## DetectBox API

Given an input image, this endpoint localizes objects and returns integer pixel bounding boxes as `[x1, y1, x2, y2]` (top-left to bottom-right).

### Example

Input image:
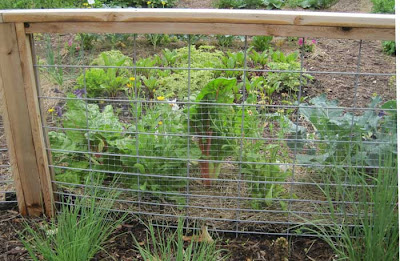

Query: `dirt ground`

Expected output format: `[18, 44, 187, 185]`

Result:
[0, 0, 395, 260]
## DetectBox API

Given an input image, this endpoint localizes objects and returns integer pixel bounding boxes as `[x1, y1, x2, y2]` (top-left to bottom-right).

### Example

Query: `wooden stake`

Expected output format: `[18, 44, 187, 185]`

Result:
[0, 23, 54, 217]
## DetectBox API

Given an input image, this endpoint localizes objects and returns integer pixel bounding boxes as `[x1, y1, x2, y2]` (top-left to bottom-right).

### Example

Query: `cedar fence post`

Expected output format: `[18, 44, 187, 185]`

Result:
[0, 23, 54, 217]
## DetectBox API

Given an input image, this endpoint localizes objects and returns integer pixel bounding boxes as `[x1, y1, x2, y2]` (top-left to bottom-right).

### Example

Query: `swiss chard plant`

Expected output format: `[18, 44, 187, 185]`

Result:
[251, 36, 273, 52]
[266, 50, 313, 93]
[187, 78, 238, 185]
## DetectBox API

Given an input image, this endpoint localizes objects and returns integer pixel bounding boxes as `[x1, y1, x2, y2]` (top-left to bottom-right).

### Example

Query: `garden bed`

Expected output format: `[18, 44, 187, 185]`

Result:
[0, 0, 397, 260]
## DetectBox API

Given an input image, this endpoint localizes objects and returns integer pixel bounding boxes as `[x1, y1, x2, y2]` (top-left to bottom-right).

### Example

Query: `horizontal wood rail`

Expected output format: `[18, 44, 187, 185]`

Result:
[0, 9, 396, 40]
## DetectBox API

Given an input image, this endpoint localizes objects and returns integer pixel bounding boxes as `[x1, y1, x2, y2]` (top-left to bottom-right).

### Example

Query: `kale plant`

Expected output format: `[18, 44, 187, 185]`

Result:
[288, 95, 397, 168]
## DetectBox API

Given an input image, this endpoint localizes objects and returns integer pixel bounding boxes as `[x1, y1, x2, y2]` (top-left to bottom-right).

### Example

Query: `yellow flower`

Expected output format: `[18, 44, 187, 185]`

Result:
[277, 109, 284, 114]
[48, 108, 55, 113]
[129, 77, 135, 81]
[147, 1, 151, 4]
[161, 1, 166, 5]
[83, 3, 88, 5]
[372, 92, 378, 97]
[158, 121, 163, 125]
[87, 6, 92, 8]
[126, 83, 132, 88]
[157, 96, 165, 101]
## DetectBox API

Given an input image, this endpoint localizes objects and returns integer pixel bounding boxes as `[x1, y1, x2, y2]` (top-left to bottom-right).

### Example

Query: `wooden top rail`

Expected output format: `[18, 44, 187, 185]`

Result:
[0, 9, 396, 40]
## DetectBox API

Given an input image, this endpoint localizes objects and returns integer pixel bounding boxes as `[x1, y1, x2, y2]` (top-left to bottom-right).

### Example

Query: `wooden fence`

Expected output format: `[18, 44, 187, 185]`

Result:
[0, 9, 395, 218]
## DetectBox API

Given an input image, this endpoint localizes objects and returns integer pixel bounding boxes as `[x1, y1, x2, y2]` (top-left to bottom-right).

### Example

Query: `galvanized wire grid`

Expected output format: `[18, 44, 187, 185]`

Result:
[34, 33, 397, 236]
[0, 116, 15, 206]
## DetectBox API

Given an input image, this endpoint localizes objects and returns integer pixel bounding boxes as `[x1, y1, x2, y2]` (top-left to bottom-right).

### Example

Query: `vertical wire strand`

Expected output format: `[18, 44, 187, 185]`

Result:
[185, 35, 192, 227]
[348, 41, 364, 149]
[286, 37, 306, 238]
[235, 36, 248, 235]
[343, 40, 363, 222]
[133, 34, 141, 212]
[83, 68, 93, 185]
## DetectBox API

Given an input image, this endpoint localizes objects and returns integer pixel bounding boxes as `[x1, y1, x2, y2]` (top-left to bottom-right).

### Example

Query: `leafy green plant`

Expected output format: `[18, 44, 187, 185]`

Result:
[120, 101, 201, 204]
[288, 0, 337, 9]
[134, 218, 228, 260]
[248, 49, 269, 68]
[49, 93, 199, 203]
[219, 51, 245, 78]
[157, 46, 225, 99]
[76, 51, 132, 97]
[242, 141, 291, 209]
[0, 0, 84, 9]
[145, 34, 170, 49]
[95, 0, 177, 8]
[136, 56, 160, 79]
[266, 50, 313, 92]
[49, 95, 126, 183]
[263, 0, 285, 8]
[370, 0, 395, 56]
[298, 154, 398, 261]
[251, 36, 273, 52]
[216, 35, 236, 48]
[371, 0, 395, 14]
[289, 95, 397, 167]
[104, 33, 131, 49]
[20, 178, 127, 261]
[188, 78, 238, 185]
[161, 48, 178, 66]
[213, 0, 242, 8]
[383, 40, 396, 55]
[75, 68, 107, 97]
[77, 33, 99, 50]
[141, 76, 159, 99]
[213, 0, 284, 9]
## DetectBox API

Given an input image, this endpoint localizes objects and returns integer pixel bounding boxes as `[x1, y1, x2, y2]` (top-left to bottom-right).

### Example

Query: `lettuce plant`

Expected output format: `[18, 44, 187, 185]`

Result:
[49, 94, 126, 183]
[120, 101, 201, 204]
[75, 50, 133, 97]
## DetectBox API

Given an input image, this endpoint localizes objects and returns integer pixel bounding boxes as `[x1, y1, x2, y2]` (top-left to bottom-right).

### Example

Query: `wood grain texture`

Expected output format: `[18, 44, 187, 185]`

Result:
[0, 23, 43, 216]
[15, 23, 54, 217]
[25, 21, 395, 40]
[0, 9, 395, 28]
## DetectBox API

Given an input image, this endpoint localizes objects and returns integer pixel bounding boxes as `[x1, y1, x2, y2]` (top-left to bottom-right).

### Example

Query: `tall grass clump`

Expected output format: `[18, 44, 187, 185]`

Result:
[302, 153, 399, 261]
[20, 178, 126, 261]
[134, 218, 228, 261]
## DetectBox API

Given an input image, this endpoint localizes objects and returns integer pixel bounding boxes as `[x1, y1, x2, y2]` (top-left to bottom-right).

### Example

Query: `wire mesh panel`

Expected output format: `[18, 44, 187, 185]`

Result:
[33, 32, 397, 235]
[0, 116, 16, 208]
